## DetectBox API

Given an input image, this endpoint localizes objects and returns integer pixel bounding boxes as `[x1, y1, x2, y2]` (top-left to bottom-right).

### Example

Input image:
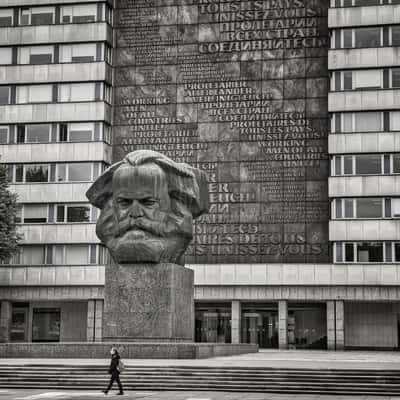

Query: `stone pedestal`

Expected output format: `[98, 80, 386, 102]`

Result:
[103, 262, 194, 342]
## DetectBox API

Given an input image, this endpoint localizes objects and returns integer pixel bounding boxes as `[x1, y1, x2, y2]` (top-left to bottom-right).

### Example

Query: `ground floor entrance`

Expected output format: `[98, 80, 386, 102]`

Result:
[1, 301, 89, 343]
[195, 301, 327, 350]
[1, 299, 399, 349]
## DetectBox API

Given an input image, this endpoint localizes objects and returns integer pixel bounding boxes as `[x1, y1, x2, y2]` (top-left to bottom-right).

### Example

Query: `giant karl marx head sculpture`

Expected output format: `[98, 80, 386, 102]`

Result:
[86, 150, 209, 265]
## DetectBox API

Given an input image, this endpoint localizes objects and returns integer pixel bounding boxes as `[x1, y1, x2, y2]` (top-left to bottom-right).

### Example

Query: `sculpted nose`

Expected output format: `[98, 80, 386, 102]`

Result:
[129, 200, 144, 218]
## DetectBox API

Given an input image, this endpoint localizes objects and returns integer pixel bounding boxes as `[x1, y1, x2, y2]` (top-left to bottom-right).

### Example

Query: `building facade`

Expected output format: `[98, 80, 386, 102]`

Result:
[0, 0, 400, 350]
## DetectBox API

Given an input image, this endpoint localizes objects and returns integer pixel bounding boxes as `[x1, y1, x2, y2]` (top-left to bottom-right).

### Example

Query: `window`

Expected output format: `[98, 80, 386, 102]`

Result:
[392, 68, 400, 88]
[357, 242, 383, 262]
[343, 71, 352, 90]
[10, 162, 104, 183]
[25, 164, 49, 183]
[61, 4, 97, 23]
[343, 155, 353, 175]
[354, 0, 380, 5]
[67, 205, 90, 222]
[393, 154, 400, 173]
[68, 123, 94, 142]
[356, 198, 382, 218]
[0, 48, 12, 65]
[17, 85, 52, 104]
[23, 204, 47, 223]
[0, 86, 10, 105]
[56, 204, 91, 222]
[395, 243, 400, 262]
[392, 199, 400, 218]
[68, 163, 92, 181]
[58, 122, 108, 143]
[344, 199, 354, 218]
[353, 70, 382, 90]
[390, 112, 400, 131]
[392, 26, 400, 46]
[355, 154, 381, 174]
[17, 124, 51, 143]
[342, 113, 353, 132]
[56, 164, 66, 182]
[19, 46, 54, 65]
[20, 7, 55, 26]
[59, 83, 96, 102]
[354, 112, 381, 132]
[32, 309, 60, 342]
[345, 243, 354, 262]
[20, 246, 46, 264]
[343, 29, 352, 48]
[0, 9, 13, 27]
[65, 245, 89, 264]
[60, 43, 97, 63]
[0, 126, 9, 144]
[355, 27, 381, 48]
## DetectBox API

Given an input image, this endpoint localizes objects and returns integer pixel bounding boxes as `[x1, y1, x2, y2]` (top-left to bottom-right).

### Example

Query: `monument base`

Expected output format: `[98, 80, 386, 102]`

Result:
[103, 262, 194, 342]
[0, 342, 258, 359]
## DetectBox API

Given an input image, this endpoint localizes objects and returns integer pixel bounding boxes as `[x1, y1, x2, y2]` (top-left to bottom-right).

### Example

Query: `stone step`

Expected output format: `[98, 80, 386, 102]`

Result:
[1, 373, 400, 383]
[2, 365, 400, 395]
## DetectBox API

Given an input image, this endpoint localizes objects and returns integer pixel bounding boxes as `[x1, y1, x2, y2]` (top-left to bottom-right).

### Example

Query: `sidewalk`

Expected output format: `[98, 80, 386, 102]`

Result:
[0, 389, 398, 400]
[1, 349, 400, 370]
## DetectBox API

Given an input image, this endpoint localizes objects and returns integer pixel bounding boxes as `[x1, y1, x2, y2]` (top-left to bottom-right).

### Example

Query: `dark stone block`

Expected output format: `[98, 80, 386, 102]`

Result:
[103, 262, 194, 342]
[112, 0, 331, 264]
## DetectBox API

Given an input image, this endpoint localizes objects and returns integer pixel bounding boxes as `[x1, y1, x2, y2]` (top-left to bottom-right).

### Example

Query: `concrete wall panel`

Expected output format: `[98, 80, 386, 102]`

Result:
[11, 183, 91, 203]
[329, 133, 400, 154]
[0, 102, 112, 124]
[18, 224, 99, 244]
[329, 90, 400, 112]
[0, 63, 111, 85]
[188, 263, 400, 287]
[329, 48, 400, 70]
[0, 23, 111, 46]
[329, 176, 400, 197]
[345, 302, 399, 348]
[2, 142, 111, 163]
[329, 5, 400, 28]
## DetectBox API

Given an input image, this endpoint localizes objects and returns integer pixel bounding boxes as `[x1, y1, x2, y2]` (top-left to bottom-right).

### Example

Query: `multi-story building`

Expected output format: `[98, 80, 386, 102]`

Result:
[0, 0, 113, 342]
[0, 0, 400, 350]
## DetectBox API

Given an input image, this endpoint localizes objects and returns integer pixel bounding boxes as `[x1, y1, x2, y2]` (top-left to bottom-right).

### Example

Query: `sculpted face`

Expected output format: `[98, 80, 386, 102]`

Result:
[113, 163, 171, 240]
[96, 162, 193, 264]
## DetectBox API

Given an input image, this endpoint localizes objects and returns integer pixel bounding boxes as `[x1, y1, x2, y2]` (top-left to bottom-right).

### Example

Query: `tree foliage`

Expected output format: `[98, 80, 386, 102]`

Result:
[0, 165, 20, 262]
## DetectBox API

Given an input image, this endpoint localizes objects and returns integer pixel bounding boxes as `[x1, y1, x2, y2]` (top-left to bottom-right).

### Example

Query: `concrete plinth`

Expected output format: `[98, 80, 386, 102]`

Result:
[0, 342, 258, 359]
[103, 262, 194, 342]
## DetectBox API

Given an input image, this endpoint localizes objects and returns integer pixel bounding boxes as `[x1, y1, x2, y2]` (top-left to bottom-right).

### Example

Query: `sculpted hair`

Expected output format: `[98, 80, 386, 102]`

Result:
[86, 150, 209, 218]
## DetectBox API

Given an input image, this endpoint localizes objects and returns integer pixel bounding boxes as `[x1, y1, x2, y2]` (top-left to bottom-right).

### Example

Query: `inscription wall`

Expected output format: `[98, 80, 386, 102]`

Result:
[113, 0, 330, 264]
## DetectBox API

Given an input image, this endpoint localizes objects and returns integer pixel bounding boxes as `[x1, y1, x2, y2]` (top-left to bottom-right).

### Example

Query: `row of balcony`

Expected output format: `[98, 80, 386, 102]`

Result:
[1, 263, 400, 287]
[11, 219, 400, 245]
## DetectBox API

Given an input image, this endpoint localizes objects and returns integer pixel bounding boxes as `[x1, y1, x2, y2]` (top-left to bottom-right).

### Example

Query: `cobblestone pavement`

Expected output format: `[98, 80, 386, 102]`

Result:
[0, 390, 397, 400]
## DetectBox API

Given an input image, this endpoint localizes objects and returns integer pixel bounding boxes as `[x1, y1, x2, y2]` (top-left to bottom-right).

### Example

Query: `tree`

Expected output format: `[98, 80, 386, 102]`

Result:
[0, 165, 20, 262]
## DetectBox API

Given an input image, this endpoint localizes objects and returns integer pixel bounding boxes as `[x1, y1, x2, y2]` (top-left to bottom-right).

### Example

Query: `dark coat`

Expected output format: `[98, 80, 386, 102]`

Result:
[108, 353, 120, 375]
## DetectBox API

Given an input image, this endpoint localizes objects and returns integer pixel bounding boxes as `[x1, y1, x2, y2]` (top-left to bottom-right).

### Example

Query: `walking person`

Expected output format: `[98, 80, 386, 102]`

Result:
[103, 347, 124, 395]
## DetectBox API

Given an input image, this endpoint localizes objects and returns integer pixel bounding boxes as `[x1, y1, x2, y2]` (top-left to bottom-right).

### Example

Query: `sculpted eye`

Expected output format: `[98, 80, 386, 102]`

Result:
[141, 198, 158, 207]
[116, 198, 132, 207]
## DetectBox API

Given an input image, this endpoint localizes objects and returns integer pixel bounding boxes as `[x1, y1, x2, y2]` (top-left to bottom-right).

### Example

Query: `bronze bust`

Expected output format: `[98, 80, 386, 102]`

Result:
[86, 150, 209, 265]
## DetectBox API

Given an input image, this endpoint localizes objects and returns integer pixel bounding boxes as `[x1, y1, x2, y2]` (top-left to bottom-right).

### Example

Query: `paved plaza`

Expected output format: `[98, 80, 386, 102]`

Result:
[0, 390, 398, 400]
[2, 350, 400, 370]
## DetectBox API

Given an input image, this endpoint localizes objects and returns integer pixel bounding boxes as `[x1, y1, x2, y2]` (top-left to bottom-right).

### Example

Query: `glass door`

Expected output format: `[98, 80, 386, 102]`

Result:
[10, 306, 29, 342]
[241, 311, 278, 348]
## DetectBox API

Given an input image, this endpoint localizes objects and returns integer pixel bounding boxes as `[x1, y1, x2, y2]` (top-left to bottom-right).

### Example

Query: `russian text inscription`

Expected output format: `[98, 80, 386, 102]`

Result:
[114, 0, 330, 263]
